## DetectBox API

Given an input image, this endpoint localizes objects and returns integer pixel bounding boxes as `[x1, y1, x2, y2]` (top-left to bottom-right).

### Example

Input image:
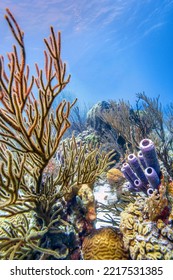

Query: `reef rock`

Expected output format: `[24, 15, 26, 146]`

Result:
[86, 101, 111, 132]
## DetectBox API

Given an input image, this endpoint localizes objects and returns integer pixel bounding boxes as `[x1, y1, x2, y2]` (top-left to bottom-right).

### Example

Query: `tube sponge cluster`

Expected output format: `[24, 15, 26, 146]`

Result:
[121, 139, 161, 196]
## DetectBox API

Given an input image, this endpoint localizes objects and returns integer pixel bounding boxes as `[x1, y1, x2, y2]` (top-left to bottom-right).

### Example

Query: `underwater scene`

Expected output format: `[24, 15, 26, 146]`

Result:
[0, 6, 173, 260]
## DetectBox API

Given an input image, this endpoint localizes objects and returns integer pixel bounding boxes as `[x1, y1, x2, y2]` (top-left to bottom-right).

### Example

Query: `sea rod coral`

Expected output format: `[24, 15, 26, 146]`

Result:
[0, 9, 114, 259]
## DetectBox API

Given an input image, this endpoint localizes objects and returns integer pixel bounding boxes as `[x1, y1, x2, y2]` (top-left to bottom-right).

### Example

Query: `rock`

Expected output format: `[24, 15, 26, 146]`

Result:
[86, 101, 111, 132]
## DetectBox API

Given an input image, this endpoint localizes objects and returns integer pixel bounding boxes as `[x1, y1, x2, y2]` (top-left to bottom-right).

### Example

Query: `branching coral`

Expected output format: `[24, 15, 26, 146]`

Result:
[136, 93, 173, 177]
[0, 213, 41, 260]
[0, 9, 75, 210]
[99, 100, 152, 154]
[0, 146, 25, 208]
[0, 212, 69, 260]
[55, 136, 115, 196]
[97, 94, 173, 178]
[0, 9, 114, 259]
[0, 10, 73, 165]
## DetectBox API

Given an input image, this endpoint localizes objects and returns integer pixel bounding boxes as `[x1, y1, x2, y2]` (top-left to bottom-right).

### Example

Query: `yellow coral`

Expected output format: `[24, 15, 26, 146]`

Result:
[0, 212, 40, 260]
[144, 185, 168, 221]
[77, 184, 96, 222]
[167, 181, 173, 197]
[78, 184, 94, 207]
[107, 168, 125, 186]
[156, 219, 165, 230]
[82, 227, 129, 260]
[0, 211, 36, 237]
[120, 196, 173, 260]
[146, 243, 153, 252]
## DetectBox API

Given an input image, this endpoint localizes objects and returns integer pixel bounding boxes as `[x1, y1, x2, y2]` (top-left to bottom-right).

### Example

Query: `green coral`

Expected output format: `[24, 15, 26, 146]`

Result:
[85, 133, 100, 145]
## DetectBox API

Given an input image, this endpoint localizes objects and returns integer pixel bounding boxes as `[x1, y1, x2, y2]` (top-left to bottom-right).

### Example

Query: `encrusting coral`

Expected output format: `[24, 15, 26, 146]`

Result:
[120, 193, 173, 260]
[0, 9, 114, 259]
[82, 227, 129, 260]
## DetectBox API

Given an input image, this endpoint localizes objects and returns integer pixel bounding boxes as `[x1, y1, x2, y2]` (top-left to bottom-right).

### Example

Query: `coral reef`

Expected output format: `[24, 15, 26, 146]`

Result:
[98, 99, 151, 154]
[82, 227, 129, 260]
[144, 184, 168, 221]
[77, 183, 96, 223]
[136, 93, 173, 178]
[1, 9, 173, 261]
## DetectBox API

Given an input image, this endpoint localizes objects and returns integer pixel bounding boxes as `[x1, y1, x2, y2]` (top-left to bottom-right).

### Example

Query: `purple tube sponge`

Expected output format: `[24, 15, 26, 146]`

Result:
[139, 139, 161, 177]
[122, 163, 138, 182]
[137, 150, 147, 169]
[134, 179, 147, 194]
[147, 188, 154, 196]
[127, 183, 138, 192]
[121, 166, 136, 187]
[145, 167, 160, 190]
[128, 154, 148, 186]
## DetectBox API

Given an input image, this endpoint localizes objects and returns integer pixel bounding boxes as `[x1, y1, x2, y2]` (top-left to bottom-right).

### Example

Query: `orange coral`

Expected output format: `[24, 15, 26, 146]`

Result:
[77, 184, 96, 222]
[107, 168, 125, 186]
[85, 203, 97, 222]
[167, 181, 173, 197]
[82, 227, 129, 260]
[144, 185, 168, 221]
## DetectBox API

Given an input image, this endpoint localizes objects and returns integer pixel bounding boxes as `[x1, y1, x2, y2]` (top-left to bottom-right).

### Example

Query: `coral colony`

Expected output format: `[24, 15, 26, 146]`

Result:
[1, 9, 173, 260]
[121, 139, 161, 196]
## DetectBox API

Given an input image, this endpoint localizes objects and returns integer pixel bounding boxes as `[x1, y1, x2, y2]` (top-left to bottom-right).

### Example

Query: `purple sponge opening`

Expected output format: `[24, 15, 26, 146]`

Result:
[145, 166, 160, 190]
[128, 153, 148, 186]
[140, 139, 161, 177]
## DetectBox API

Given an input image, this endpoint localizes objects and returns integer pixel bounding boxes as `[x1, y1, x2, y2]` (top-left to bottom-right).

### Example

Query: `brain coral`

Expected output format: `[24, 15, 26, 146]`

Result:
[120, 196, 173, 260]
[82, 227, 129, 260]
